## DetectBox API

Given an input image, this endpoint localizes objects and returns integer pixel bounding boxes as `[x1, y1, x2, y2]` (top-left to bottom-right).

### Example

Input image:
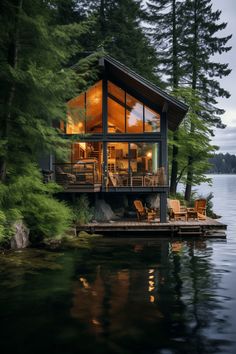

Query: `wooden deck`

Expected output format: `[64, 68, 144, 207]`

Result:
[77, 217, 227, 238]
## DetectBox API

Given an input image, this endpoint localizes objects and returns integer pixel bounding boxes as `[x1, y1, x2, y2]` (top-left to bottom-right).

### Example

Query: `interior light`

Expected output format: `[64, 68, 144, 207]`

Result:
[147, 151, 152, 158]
[150, 295, 155, 303]
[94, 96, 100, 103]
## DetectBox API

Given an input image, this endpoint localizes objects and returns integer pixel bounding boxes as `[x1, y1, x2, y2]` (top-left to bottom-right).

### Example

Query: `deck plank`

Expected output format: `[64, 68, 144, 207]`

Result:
[76, 217, 227, 238]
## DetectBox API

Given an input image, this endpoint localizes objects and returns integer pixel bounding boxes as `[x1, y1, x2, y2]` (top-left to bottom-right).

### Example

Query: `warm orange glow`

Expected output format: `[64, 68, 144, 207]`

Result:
[108, 97, 125, 133]
[108, 81, 125, 133]
[91, 319, 100, 326]
[147, 151, 152, 158]
[67, 93, 85, 134]
[86, 80, 102, 133]
[79, 277, 90, 289]
[150, 295, 155, 303]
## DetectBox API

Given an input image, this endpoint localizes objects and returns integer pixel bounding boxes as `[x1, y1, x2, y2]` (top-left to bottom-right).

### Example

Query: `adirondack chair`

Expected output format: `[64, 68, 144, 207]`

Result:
[169, 199, 187, 221]
[134, 200, 156, 221]
[194, 199, 207, 220]
[187, 199, 207, 220]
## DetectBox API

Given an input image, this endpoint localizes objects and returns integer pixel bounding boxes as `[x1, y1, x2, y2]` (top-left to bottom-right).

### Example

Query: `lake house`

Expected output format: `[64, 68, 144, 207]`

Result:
[44, 56, 188, 222]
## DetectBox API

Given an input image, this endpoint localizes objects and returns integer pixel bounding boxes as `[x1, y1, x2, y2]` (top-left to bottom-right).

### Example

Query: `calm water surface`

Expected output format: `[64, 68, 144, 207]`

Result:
[0, 174, 236, 354]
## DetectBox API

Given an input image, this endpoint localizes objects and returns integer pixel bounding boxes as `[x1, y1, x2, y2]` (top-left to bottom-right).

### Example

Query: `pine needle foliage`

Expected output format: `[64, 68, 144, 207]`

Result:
[0, 0, 98, 242]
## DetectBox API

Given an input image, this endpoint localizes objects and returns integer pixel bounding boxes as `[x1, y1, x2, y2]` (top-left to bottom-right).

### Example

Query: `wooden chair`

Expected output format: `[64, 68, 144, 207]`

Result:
[193, 199, 207, 220]
[169, 200, 187, 221]
[134, 200, 156, 221]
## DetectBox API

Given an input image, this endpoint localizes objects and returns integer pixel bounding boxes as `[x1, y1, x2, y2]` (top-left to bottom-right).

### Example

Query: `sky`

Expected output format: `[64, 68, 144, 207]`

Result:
[211, 0, 236, 155]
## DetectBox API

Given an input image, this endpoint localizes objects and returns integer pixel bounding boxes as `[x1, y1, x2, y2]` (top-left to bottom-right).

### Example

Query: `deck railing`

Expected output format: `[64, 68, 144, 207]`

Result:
[53, 162, 167, 189]
[107, 167, 167, 188]
[54, 161, 101, 186]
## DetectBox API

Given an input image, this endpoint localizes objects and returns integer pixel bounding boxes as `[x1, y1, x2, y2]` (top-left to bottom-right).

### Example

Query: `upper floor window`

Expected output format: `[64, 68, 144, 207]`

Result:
[108, 81, 160, 134]
[64, 80, 160, 134]
[66, 81, 102, 134]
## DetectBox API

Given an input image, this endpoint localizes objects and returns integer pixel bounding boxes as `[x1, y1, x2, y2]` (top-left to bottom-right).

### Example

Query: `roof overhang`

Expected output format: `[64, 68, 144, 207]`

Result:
[99, 56, 188, 131]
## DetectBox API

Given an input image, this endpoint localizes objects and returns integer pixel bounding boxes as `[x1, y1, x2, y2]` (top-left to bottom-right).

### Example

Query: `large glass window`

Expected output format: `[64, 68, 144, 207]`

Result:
[107, 142, 159, 187]
[108, 82, 125, 133]
[65, 80, 160, 135]
[86, 81, 102, 133]
[67, 94, 85, 134]
[107, 81, 160, 134]
[144, 107, 160, 133]
[107, 143, 129, 186]
[66, 81, 102, 134]
[130, 143, 158, 174]
[126, 94, 143, 133]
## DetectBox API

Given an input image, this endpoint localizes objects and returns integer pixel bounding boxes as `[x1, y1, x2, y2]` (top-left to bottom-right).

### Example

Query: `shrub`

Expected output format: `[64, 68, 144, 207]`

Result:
[0, 164, 74, 243]
[23, 194, 73, 241]
[72, 195, 94, 225]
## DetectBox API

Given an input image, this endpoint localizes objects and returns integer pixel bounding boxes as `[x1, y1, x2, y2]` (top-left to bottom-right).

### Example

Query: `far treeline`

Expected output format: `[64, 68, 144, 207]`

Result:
[209, 153, 236, 174]
[0, 0, 232, 242]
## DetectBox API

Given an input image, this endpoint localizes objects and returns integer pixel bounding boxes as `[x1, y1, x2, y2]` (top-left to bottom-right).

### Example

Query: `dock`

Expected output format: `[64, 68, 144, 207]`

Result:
[77, 217, 227, 238]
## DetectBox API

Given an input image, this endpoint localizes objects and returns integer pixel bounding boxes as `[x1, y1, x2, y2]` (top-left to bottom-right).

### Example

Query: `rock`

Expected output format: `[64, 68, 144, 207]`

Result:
[94, 199, 120, 222]
[10, 221, 30, 250]
[146, 194, 160, 209]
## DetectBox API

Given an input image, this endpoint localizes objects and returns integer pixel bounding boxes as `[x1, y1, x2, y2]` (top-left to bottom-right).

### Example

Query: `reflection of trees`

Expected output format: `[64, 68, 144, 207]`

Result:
[70, 239, 231, 354]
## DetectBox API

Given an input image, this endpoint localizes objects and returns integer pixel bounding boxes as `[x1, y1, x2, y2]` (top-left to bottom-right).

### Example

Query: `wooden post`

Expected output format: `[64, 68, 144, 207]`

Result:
[160, 192, 167, 223]
[102, 77, 108, 191]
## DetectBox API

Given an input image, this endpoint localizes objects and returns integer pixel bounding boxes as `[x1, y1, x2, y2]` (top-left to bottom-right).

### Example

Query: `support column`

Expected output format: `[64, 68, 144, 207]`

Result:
[102, 77, 108, 191]
[160, 109, 168, 223]
[160, 192, 167, 223]
[152, 143, 158, 173]
[160, 111, 168, 172]
[102, 141, 107, 191]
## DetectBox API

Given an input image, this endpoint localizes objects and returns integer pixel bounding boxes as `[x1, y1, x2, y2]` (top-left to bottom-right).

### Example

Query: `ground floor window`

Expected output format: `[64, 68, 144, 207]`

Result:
[55, 141, 166, 188]
[107, 142, 161, 187]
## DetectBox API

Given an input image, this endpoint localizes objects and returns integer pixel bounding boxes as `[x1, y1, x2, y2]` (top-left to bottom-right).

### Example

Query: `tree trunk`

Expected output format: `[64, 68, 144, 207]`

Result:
[170, 131, 178, 194]
[169, 0, 179, 195]
[184, 0, 198, 201]
[0, 0, 23, 182]
[184, 156, 193, 201]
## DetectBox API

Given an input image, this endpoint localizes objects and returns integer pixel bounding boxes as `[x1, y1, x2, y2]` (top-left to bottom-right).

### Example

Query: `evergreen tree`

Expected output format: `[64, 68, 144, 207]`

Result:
[146, 0, 184, 194]
[181, 0, 231, 200]
[171, 87, 217, 192]
[0, 0, 96, 241]
[76, 0, 160, 83]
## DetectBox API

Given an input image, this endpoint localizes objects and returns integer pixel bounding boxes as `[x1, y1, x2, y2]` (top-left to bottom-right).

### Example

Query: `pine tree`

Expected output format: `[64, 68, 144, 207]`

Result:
[0, 0, 96, 240]
[146, 0, 184, 194]
[181, 0, 231, 200]
[76, 0, 160, 83]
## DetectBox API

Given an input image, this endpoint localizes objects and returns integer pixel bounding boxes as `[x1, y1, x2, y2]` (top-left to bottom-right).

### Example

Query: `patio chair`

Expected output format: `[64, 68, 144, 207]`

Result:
[134, 200, 156, 221]
[169, 199, 187, 221]
[190, 199, 207, 220]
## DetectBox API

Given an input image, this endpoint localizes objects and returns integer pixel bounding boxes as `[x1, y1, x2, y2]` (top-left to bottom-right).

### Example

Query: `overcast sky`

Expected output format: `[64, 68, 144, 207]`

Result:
[211, 0, 236, 155]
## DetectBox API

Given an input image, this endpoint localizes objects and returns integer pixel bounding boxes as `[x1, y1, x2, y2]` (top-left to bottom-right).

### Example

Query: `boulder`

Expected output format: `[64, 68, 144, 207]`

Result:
[94, 199, 119, 222]
[146, 194, 160, 209]
[10, 221, 30, 249]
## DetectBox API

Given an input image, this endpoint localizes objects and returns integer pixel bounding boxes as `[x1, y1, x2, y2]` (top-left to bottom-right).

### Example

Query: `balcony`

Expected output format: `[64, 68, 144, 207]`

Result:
[54, 160, 167, 193]
[54, 160, 102, 192]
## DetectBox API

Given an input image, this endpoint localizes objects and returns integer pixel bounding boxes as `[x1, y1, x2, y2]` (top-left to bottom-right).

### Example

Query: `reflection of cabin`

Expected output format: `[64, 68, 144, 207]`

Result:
[43, 56, 188, 222]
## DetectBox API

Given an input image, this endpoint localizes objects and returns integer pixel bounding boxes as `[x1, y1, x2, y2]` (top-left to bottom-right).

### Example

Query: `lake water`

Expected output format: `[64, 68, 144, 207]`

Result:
[0, 174, 236, 354]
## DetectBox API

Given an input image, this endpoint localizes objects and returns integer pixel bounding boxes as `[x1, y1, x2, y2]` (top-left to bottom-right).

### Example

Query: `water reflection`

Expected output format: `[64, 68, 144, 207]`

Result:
[67, 238, 233, 354]
[0, 237, 235, 354]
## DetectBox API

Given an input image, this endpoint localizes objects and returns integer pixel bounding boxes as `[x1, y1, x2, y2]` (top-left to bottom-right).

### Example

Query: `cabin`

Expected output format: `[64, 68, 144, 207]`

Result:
[43, 56, 188, 222]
